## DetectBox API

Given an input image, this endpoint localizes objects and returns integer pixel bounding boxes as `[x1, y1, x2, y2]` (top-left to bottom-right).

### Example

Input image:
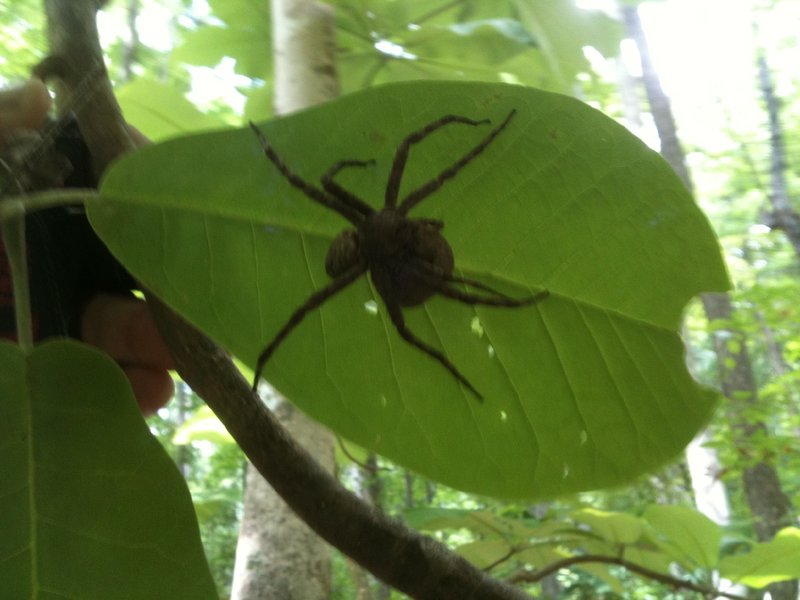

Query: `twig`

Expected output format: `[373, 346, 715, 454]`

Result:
[508, 554, 748, 600]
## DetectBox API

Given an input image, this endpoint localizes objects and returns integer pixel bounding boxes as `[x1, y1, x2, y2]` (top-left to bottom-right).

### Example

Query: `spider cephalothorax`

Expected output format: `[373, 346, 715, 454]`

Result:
[250, 109, 547, 399]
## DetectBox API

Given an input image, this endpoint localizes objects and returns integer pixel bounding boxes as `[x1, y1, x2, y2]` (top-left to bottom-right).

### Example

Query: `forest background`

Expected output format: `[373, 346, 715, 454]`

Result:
[1, 0, 799, 599]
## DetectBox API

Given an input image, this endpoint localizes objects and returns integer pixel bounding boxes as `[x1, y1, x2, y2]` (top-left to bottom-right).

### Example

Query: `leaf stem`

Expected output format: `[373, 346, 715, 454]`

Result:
[0, 188, 97, 223]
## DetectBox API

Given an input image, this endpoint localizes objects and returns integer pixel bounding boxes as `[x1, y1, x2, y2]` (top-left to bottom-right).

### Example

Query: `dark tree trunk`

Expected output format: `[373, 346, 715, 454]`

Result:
[756, 51, 800, 257]
[621, 7, 797, 600]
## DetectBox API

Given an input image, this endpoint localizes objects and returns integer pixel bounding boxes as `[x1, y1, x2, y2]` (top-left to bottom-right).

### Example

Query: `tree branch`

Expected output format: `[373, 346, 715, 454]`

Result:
[508, 554, 747, 600]
[41, 1, 530, 598]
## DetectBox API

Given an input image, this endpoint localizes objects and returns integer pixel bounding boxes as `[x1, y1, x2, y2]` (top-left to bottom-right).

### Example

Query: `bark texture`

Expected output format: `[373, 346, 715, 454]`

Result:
[756, 51, 800, 257]
[231, 401, 334, 600]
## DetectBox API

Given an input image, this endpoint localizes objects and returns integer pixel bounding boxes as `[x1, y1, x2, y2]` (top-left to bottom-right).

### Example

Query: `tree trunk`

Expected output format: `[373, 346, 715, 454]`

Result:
[621, 6, 796, 600]
[231, 399, 335, 599]
[756, 50, 800, 257]
[230, 1, 338, 599]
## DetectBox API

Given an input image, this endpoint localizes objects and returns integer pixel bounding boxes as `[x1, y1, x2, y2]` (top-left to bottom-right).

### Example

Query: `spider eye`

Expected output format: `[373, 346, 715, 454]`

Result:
[325, 229, 360, 277]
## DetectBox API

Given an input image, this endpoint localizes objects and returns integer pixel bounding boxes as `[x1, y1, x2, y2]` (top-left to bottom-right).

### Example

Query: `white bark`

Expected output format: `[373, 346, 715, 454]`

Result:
[230, 2, 338, 598]
[272, 0, 338, 114]
[231, 398, 336, 600]
[685, 430, 730, 525]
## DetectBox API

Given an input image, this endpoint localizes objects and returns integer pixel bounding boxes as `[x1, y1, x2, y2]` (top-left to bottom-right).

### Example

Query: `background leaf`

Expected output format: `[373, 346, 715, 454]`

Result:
[90, 80, 728, 498]
[0, 340, 217, 599]
[116, 78, 225, 141]
[643, 504, 723, 570]
[719, 527, 800, 588]
[571, 508, 644, 545]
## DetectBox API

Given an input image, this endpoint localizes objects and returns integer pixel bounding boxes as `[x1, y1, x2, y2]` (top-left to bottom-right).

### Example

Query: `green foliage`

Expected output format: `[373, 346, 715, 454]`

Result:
[173, 404, 235, 446]
[719, 527, 800, 588]
[116, 78, 227, 141]
[0, 340, 217, 600]
[334, 0, 621, 92]
[90, 80, 727, 499]
[0, 0, 46, 81]
[169, 0, 623, 118]
[408, 503, 800, 593]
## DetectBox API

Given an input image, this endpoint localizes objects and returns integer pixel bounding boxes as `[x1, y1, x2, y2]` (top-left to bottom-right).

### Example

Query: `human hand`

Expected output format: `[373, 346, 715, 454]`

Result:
[0, 79, 174, 415]
[81, 294, 175, 416]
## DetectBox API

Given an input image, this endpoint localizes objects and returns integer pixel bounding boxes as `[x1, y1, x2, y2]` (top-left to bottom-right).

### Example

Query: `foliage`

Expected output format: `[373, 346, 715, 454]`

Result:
[3, 0, 799, 597]
[408, 504, 800, 593]
[0, 340, 217, 599]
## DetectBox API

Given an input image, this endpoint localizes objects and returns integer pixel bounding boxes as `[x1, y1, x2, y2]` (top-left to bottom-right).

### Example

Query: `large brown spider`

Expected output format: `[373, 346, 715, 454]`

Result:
[249, 109, 547, 399]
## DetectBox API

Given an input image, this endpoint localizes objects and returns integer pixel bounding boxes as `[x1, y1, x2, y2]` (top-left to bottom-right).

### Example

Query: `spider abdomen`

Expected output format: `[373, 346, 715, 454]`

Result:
[360, 210, 454, 307]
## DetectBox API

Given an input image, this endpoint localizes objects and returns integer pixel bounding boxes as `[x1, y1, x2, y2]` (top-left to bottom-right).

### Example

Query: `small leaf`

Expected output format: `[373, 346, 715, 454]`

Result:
[571, 508, 644, 545]
[719, 527, 800, 588]
[173, 404, 234, 445]
[406, 507, 535, 540]
[457, 539, 514, 569]
[644, 504, 722, 569]
[0, 340, 217, 599]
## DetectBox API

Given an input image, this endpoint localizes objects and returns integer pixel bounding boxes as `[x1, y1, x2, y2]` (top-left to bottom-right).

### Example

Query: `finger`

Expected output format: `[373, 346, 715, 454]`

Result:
[123, 365, 175, 416]
[0, 79, 52, 140]
[81, 293, 175, 370]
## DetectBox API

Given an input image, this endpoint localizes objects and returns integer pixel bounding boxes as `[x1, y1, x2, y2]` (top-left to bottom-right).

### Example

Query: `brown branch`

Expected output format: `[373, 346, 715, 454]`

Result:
[41, 1, 530, 598]
[508, 554, 748, 600]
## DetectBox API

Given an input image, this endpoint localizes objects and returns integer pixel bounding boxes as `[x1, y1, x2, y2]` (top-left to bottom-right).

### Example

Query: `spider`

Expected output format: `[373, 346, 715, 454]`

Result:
[249, 108, 547, 400]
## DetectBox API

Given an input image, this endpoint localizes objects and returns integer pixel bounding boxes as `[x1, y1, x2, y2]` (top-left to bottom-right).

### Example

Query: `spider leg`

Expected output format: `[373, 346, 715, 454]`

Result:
[398, 109, 517, 215]
[385, 300, 483, 401]
[385, 115, 491, 209]
[321, 159, 376, 217]
[252, 263, 366, 391]
[249, 121, 364, 225]
[435, 284, 549, 307]
[409, 257, 547, 304]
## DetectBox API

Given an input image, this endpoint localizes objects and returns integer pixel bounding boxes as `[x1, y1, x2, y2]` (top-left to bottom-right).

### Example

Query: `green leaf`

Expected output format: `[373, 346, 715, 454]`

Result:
[406, 507, 535, 540]
[173, 404, 235, 446]
[90, 81, 728, 498]
[571, 508, 644, 545]
[116, 78, 225, 141]
[643, 504, 722, 569]
[514, 0, 623, 87]
[174, 23, 270, 80]
[0, 340, 217, 599]
[456, 539, 514, 569]
[719, 527, 800, 588]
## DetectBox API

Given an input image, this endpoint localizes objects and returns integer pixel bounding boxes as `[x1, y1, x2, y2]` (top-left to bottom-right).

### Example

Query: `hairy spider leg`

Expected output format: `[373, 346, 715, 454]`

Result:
[251, 263, 367, 391]
[320, 159, 376, 217]
[408, 258, 548, 305]
[399, 109, 517, 215]
[385, 301, 484, 400]
[384, 115, 491, 209]
[249, 121, 364, 226]
[435, 284, 549, 307]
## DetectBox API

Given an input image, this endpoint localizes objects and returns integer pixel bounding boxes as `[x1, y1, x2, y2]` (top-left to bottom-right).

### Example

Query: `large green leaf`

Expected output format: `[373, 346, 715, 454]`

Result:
[0, 341, 217, 599]
[90, 81, 728, 498]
